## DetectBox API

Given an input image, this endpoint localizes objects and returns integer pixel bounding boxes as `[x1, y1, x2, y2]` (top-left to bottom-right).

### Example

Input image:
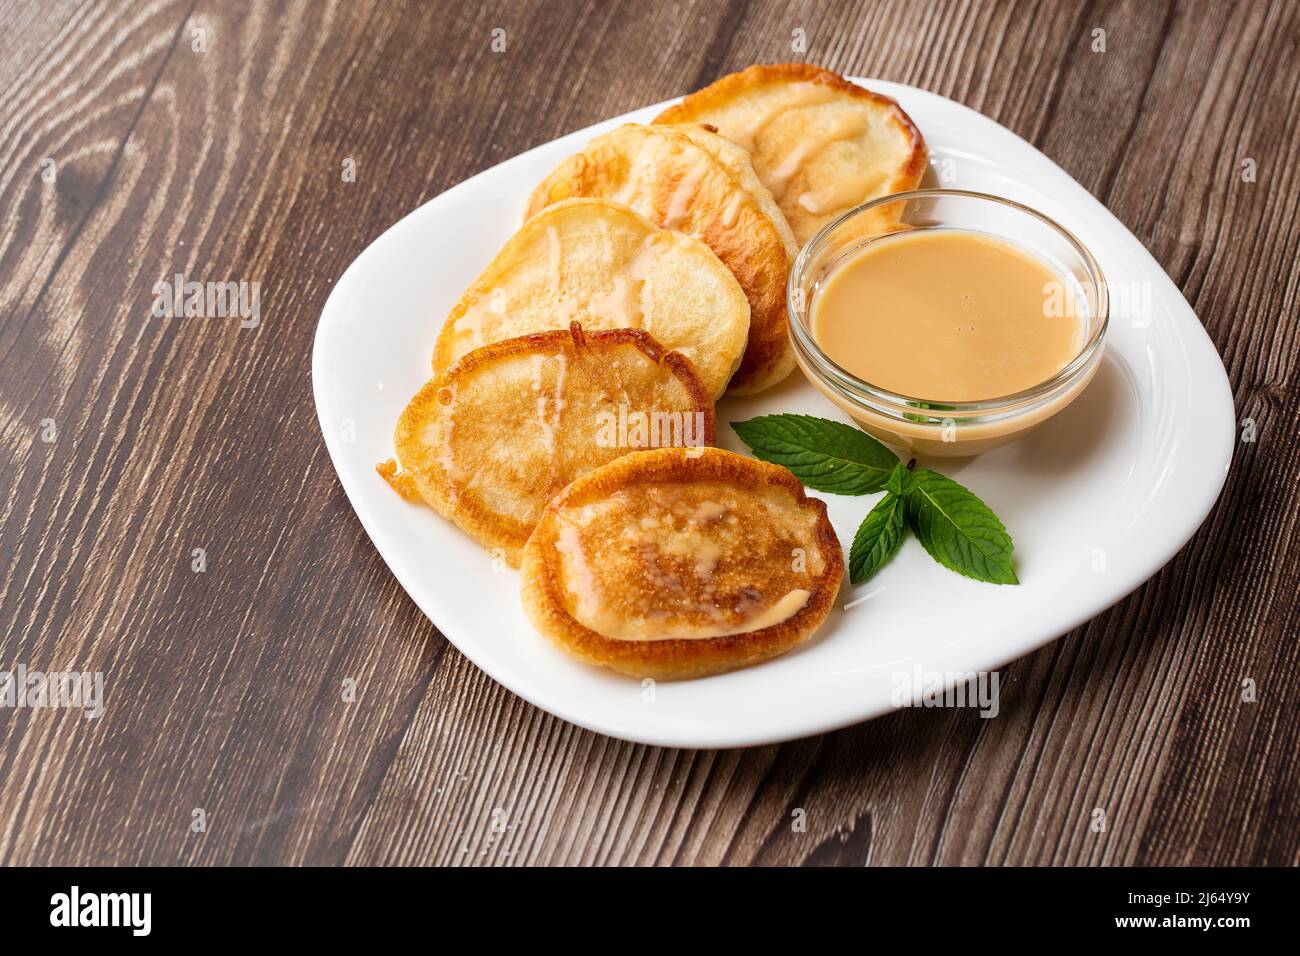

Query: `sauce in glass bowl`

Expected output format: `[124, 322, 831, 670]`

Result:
[810, 229, 1083, 402]
[787, 189, 1109, 457]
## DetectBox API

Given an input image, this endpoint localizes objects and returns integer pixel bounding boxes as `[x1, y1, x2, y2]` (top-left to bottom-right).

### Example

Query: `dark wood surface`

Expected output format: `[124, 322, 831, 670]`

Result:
[0, 0, 1296, 866]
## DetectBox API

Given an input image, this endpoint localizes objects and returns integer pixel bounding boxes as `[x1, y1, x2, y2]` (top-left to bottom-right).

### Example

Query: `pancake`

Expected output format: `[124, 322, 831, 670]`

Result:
[526, 124, 796, 394]
[380, 323, 715, 567]
[521, 447, 844, 679]
[433, 198, 749, 399]
[654, 63, 928, 245]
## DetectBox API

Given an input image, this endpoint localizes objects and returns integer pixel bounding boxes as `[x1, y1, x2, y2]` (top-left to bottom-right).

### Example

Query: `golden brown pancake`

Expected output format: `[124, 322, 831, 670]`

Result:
[654, 63, 928, 245]
[521, 447, 844, 679]
[526, 124, 796, 394]
[432, 198, 749, 399]
[380, 324, 715, 567]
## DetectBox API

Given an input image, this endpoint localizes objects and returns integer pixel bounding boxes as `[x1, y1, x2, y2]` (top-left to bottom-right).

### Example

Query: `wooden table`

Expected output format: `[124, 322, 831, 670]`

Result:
[1, 0, 1296, 867]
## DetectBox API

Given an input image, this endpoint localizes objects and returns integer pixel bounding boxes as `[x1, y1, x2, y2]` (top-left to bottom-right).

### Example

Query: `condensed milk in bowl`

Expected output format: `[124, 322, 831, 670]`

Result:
[788, 188, 1109, 457]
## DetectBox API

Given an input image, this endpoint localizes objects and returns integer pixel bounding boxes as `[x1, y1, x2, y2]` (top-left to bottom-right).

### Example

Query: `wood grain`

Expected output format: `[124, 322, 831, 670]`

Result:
[0, 0, 1296, 866]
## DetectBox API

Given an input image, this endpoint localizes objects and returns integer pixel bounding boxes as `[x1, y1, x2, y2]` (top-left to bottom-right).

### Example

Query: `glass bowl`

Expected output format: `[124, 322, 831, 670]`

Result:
[787, 188, 1109, 457]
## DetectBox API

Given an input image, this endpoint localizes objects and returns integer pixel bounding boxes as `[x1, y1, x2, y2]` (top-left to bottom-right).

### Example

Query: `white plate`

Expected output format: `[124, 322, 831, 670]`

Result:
[313, 79, 1234, 748]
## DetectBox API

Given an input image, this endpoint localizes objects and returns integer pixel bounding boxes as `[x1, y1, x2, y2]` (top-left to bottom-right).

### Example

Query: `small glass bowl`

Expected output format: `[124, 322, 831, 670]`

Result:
[787, 189, 1109, 457]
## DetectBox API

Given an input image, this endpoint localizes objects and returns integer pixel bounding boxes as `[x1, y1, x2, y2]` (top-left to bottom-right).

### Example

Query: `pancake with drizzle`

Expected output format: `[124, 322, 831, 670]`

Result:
[654, 63, 928, 246]
[526, 124, 797, 394]
[521, 447, 843, 679]
[433, 198, 750, 399]
[381, 324, 714, 567]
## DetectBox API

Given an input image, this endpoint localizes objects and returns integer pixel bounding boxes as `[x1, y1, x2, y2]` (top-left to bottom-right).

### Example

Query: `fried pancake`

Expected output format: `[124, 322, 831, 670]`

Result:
[526, 124, 796, 394]
[521, 447, 844, 679]
[655, 63, 928, 245]
[433, 198, 749, 399]
[380, 324, 715, 567]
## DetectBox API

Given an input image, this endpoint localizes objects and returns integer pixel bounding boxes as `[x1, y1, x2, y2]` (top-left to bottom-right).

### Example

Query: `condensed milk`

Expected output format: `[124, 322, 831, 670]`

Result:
[788, 189, 1109, 457]
[811, 230, 1083, 402]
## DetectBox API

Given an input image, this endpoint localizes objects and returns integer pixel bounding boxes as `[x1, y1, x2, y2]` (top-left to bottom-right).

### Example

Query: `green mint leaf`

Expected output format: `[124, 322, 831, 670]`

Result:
[906, 469, 1018, 585]
[849, 493, 908, 584]
[731, 414, 898, 495]
[885, 462, 916, 497]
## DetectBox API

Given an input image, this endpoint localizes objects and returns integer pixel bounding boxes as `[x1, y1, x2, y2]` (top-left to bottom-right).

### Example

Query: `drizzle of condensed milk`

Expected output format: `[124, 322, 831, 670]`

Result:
[767, 113, 867, 198]
[555, 519, 602, 624]
[727, 82, 839, 153]
[797, 171, 885, 215]
[571, 583, 812, 643]
[589, 273, 640, 328]
[686, 588, 811, 639]
[530, 352, 568, 462]
[720, 191, 745, 228]
[663, 161, 709, 228]
[625, 237, 659, 332]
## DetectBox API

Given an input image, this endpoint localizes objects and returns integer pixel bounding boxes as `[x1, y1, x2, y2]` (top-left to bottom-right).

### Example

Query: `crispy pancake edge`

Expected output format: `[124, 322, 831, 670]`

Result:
[382, 324, 716, 568]
[520, 446, 844, 679]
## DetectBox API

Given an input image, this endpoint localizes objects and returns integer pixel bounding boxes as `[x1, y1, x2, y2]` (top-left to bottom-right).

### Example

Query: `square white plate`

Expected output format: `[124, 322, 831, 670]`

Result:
[313, 80, 1234, 748]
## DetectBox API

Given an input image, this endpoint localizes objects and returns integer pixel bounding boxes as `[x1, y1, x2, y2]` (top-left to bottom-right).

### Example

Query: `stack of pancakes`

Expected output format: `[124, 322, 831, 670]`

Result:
[379, 64, 926, 678]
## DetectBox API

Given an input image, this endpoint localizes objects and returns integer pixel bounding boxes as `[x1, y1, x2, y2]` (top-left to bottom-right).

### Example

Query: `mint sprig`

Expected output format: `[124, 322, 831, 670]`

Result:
[732, 415, 1018, 586]
[731, 414, 897, 495]
[849, 483, 907, 583]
